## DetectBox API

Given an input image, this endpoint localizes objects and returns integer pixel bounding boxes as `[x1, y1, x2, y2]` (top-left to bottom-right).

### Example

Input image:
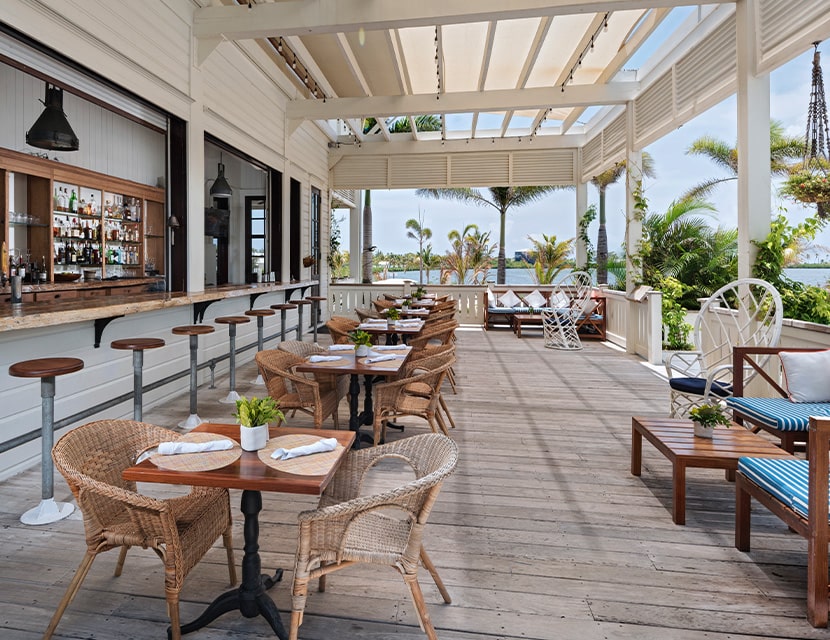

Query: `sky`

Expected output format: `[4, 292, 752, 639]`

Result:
[336, 36, 827, 263]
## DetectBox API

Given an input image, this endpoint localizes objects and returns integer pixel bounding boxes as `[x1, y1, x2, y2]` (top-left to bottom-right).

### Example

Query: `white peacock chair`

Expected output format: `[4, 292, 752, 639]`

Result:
[542, 271, 594, 351]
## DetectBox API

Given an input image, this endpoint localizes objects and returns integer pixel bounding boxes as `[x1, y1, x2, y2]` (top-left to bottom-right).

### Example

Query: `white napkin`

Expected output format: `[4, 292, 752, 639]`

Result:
[328, 344, 355, 351]
[365, 354, 400, 363]
[406, 308, 429, 314]
[271, 437, 338, 460]
[373, 345, 407, 351]
[309, 355, 342, 362]
[363, 319, 387, 324]
[157, 440, 233, 455]
[396, 321, 422, 328]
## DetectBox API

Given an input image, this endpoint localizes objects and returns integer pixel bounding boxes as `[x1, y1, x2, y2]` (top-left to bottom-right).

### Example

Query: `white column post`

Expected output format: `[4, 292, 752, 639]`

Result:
[736, 0, 771, 279]
[624, 102, 644, 355]
[281, 164, 291, 283]
[575, 181, 589, 270]
[186, 60, 205, 293]
[349, 190, 362, 281]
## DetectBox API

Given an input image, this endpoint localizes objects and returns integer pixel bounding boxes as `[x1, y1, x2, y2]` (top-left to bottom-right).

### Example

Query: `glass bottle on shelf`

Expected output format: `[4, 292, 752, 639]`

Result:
[68, 189, 76, 214]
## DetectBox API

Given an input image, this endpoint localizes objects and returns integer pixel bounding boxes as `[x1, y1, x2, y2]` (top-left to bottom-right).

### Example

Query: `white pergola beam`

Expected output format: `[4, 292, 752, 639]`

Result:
[287, 82, 639, 120]
[194, 0, 731, 41]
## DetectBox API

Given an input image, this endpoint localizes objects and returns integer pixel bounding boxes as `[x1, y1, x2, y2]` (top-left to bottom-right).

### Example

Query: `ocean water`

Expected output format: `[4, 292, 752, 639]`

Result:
[384, 267, 830, 287]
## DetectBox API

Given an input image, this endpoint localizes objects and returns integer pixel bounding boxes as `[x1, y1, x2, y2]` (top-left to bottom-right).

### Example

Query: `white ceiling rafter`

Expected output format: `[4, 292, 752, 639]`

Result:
[472, 21, 497, 139]
[194, 1, 732, 42]
[499, 16, 552, 137]
[286, 82, 639, 120]
[335, 32, 372, 96]
[387, 30, 408, 94]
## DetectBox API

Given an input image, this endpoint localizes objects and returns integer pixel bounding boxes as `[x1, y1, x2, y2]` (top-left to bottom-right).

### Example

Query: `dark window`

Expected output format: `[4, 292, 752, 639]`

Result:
[290, 178, 301, 281]
[310, 187, 321, 279]
[246, 196, 266, 282]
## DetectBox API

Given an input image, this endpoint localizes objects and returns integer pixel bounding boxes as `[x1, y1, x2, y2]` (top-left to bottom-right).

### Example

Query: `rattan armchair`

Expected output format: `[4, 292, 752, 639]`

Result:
[279, 340, 349, 400]
[45, 420, 236, 640]
[257, 349, 342, 428]
[325, 316, 359, 344]
[403, 348, 457, 430]
[289, 434, 458, 640]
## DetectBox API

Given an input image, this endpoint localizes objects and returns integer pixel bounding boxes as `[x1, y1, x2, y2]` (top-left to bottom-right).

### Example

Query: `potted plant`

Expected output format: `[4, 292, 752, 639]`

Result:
[781, 167, 830, 216]
[386, 307, 401, 326]
[234, 395, 284, 451]
[689, 402, 731, 439]
[414, 286, 426, 300]
[349, 329, 373, 356]
[302, 255, 316, 268]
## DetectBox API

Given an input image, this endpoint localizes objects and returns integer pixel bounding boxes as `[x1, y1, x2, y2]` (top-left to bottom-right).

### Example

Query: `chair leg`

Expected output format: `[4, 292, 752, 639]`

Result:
[439, 395, 456, 429]
[420, 547, 451, 604]
[432, 412, 450, 437]
[167, 591, 181, 640]
[290, 575, 310, 640]
[446, 368, 457, 394]
[114, 545, 129, 577]
[331, 408, 340, 430]
[43, 550, 97, 640]
[403, 573, 439, 640]
[223, 527, 237, 585]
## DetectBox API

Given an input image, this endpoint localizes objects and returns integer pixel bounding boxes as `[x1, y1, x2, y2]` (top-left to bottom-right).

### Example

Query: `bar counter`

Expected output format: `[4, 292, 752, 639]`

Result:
[0, 279, 317, 333]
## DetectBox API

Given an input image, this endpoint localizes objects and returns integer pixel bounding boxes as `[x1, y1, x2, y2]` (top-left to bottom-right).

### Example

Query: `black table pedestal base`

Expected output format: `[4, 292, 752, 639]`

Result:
[172, 489, 287, 639]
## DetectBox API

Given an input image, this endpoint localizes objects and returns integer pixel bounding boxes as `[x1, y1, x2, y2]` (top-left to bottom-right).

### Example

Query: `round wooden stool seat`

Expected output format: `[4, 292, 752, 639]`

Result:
[172, 325, 215, 336]
[9, 357, 84, 379]
[306, 296, 326, 302]
[215, 316, 251, 325]
[294, 299, 312, 306]
[111, 338, 165, 351]
[245, 309, 275, 317]
[271, 303, 297, 310]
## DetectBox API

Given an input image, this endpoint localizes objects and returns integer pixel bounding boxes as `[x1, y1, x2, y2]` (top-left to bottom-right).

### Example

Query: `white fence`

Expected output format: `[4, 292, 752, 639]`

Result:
[328, 282, 664, 363]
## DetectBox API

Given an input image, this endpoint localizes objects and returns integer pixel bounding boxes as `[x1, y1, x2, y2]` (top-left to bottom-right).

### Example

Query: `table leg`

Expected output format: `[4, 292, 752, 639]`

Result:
[175, 490, 286, 639]
[672, 461, 686, 526]
[630, 425, 642, 476]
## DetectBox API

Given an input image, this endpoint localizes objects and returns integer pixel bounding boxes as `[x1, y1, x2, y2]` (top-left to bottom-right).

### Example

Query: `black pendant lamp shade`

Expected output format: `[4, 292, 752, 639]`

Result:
[26, 83, 79, 151]
[210, 155, 232, 198]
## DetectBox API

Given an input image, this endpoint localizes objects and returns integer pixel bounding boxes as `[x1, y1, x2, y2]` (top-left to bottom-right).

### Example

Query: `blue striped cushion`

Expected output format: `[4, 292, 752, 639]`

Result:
[739, 457, 830, 519]
[726, 397, 830, 432]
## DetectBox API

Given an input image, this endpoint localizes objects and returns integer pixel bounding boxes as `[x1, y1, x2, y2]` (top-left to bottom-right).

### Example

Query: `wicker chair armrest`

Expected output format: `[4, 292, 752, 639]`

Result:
[300, 483, 430, 523]
[284, 365, 322, 403]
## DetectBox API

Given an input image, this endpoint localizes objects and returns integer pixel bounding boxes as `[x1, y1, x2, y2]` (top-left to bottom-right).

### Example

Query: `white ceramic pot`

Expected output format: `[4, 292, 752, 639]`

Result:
[240, 424, 269, 451]
[693, 422, 715, 439]
[355, 344, 370, 357]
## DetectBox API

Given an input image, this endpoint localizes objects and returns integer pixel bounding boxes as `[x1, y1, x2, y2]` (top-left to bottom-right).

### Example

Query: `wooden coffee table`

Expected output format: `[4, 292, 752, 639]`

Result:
[631, 416, 794, 524]
[512, 313, 543, 338]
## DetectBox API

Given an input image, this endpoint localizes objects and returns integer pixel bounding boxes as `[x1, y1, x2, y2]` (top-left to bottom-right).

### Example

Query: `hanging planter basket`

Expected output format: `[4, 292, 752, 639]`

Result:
[781, 169, 830, 204]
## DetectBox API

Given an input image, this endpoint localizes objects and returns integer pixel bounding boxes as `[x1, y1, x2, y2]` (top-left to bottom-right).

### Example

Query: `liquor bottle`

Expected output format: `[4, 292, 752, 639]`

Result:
[39, 257, 47, 282]
[68, 189, 76, 214]
[89, 194, 97, 215]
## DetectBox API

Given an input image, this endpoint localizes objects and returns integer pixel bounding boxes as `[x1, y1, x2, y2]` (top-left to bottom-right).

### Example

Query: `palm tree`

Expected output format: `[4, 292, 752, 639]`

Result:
[524, 233, 573, 284]
[440, 224, 495, 284]
[361, 116, 441, 282]
[405, 210, 432, 284]
[590, 152, 655, 285]
[682, 120, 804, 200]
[417, 186, 556, 284]
[420, 244, 441, 284]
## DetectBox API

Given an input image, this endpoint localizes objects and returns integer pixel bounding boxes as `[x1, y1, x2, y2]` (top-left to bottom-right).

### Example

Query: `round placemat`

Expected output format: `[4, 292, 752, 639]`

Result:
[149, 432, 241, 472]
[258, 433, 345, 476]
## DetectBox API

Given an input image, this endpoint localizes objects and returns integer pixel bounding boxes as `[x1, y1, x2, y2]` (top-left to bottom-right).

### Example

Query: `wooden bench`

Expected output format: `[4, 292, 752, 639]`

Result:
[736, 416, 830, 627]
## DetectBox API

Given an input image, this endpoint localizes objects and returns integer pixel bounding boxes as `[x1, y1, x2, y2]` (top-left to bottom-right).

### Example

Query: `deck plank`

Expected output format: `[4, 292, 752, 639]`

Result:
[0, 326, 821, 639]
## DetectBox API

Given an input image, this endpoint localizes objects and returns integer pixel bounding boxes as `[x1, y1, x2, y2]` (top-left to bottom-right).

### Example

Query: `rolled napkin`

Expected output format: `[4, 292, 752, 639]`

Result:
[396, 321, 422, 327]
[157, 440, 233, 455]
[271, 437, 338, 460]
[373, 345, 407, 351]
[363, 319, 387, 324]
[365, 354, 399, 363]
[308, 355, 342, 363]
[328, 344, 355, 351]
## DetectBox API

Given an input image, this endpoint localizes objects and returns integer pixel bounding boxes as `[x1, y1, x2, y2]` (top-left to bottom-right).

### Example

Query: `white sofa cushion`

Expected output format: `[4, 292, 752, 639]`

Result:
[779, 350, 830, 403]
[524, 289, 547, 308]
[498, 289, 522, 308]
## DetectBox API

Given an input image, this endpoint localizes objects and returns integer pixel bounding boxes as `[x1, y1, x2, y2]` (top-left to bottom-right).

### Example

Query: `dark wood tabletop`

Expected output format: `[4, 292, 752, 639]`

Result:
[294, 347, 412, 376]
[122, 423, 355, 495]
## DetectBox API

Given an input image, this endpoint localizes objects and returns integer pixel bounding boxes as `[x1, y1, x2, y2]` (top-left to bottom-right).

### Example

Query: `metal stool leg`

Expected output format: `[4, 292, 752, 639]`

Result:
[311, 300, 319, 343]
[178, 335, 203, 430]
[20, 376, 75, 525]
[280, 309, 288, 342]
[296, 304, 304, 341]
[132, 350, 144, 421]
[220, 325, 241, 404]
[252, 317, 265, 385]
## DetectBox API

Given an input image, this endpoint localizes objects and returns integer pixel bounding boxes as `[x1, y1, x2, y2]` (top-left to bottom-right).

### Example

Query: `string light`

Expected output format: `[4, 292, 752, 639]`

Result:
[559, 12, 609, 93]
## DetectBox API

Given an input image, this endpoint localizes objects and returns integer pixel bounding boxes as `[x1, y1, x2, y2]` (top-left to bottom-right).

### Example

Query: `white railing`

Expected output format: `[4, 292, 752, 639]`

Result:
[329, 282, 663, 363]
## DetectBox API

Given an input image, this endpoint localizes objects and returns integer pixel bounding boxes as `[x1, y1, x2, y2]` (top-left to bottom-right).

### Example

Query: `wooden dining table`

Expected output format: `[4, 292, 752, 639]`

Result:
[295, 347, 412, 446]
[122, 423, 355, 639]
[356, 319, 425, 344]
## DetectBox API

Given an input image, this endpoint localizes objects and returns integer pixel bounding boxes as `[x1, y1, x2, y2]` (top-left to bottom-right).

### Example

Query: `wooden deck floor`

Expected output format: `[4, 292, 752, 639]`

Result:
[0, 326, 825, 639]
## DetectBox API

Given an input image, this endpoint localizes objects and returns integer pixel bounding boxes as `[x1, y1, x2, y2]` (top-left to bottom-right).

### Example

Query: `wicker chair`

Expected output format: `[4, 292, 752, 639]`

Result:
[355, 307, 381, 322]
[279, 340, 349, 400]
[372, 298, 396, 313]
[409, 321, 457, 351]
[289, 434, 458, 640]
[325, 316, 359, 344]
[44, 420, 236, 640]
[371, 361, 454, 445]
[256, 349, 341, 428]
[410, 343, 458, 394]
[542, 271, 593, 351]
[403, 348, 457, 430]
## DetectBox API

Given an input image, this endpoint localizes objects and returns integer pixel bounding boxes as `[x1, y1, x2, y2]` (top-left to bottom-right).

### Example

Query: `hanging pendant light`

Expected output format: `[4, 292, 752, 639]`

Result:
[210, 154, 233, 198]
[26, 83, 79, 151]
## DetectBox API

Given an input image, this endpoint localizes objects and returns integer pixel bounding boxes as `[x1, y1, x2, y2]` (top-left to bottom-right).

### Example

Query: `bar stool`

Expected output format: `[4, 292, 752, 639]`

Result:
[172, 324, 215, 429]
[215, 316, 251, 404]
[294, 299, 312, 341]
[9, 356, 84, 525]
[270, 302, 297, 343]
[306, 295, 326, 344]
[110, 338, 165, 421]
[245, 308, 275, 385]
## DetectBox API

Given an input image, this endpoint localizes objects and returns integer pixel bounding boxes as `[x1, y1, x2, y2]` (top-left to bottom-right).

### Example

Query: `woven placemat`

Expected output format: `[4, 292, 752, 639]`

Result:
[149, 432, 241, 472]
[309, 357, 351, 367]
[359, 355, 405, 369]
[258, 433, 345, 476]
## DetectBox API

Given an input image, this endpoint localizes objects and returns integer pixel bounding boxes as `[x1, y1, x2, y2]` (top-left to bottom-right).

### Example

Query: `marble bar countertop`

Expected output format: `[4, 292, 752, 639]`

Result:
[0, 280, 318, 332]
[0, 276, 163, 294]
